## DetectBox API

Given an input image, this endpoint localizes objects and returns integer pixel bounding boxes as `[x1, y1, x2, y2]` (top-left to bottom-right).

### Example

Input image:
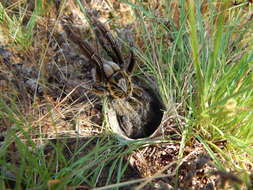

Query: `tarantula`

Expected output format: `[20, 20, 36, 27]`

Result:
[63, 14, 136, 99]
[63, 14, 164, 139]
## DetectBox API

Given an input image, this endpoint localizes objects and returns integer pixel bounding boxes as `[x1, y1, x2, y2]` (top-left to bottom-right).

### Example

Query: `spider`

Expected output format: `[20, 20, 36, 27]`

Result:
[63, 14, 137, 100]
[63, 13, 164, 139]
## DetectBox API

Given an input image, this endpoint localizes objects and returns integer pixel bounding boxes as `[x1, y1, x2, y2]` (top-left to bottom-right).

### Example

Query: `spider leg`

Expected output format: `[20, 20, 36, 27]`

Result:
[63, 18, 106, 83]
[125, 41, 136, 74]
[90, 84, 109, 96]
[87, 14, 124, 66]
[132, 85, 143, 97]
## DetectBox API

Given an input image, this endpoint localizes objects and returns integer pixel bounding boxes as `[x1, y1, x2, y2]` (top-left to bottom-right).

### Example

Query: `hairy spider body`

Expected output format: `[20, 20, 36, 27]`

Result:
[107, 71, 132, 99]
[98, 59, 133, 99]
[63, 15, 135, 99]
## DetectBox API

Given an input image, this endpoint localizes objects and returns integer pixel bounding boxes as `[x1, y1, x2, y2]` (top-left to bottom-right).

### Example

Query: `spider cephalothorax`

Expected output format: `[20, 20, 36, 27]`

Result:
[63, 14, 135, 99]
[102, 60, 133, 99]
